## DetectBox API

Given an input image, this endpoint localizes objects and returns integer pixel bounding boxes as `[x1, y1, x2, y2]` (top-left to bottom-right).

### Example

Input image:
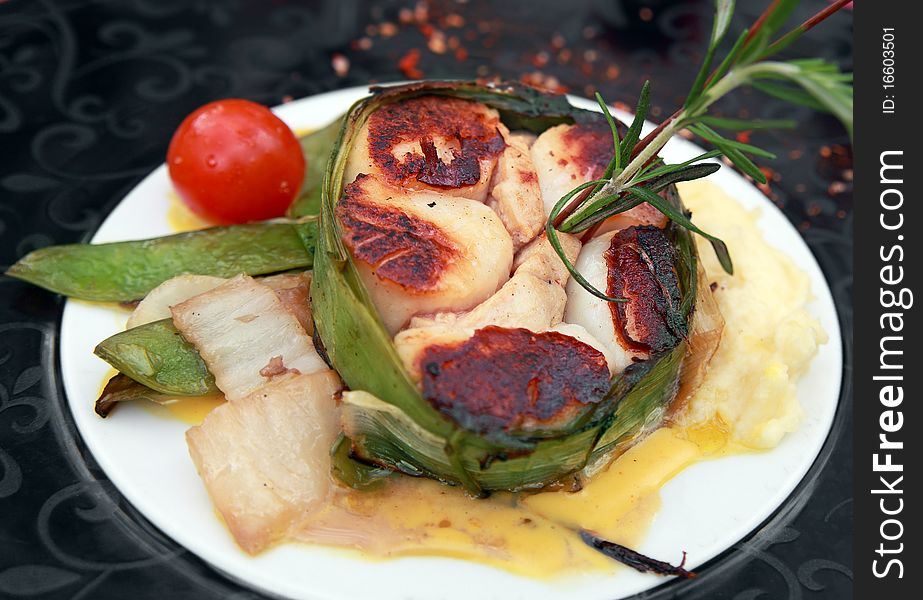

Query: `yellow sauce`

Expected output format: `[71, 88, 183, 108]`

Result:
[290, 422, 733, 578]
[166, 191, 213, 233]
[144, 395, 225, 425]
[99, 366, 224, 424]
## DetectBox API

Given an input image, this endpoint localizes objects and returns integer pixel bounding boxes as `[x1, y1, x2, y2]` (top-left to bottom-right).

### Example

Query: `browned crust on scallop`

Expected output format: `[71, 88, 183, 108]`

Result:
[560, 120, 616, 177]
[367, 96, 505, 189]
[605, 226, 686, 354]
[419, 326, 610, 433]
[336, 175, 458, 291]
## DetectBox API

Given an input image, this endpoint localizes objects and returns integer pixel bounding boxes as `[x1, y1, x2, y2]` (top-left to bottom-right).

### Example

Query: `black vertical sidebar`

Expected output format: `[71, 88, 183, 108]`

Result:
[854, 1, 920, 597]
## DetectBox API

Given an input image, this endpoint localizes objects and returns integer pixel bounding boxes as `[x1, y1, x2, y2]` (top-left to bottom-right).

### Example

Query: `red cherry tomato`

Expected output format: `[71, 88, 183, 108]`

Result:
[167, 99, 305, 224]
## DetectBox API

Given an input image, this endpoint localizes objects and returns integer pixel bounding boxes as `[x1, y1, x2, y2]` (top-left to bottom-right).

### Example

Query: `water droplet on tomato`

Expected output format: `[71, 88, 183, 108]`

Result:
[206, 155, 217, 168]
[279, 180, 290, 193]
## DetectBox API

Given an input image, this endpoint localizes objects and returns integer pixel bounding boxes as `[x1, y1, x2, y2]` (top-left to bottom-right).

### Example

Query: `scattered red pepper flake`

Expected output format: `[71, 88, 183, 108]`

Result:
[379, 21, 398, 37]
[444, 13, 465, 28]
[414, 1, 429, 23]
[828, 181, 848, 195]
[398, 48, 424, 79]
[639, 7, 654, 21]
[331, 53, 350, 78]
[519, 72, 567, 93]
[427, 30, 447, 54]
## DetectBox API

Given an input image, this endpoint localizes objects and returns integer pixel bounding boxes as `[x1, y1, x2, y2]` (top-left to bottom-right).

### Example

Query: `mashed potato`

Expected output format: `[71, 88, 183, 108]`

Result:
[674, 180, 827, 449]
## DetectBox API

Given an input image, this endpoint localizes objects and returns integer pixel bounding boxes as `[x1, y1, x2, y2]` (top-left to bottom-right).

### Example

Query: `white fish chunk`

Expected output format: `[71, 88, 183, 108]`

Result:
[186, 370, 342, 554]
[126, 274, 226, 329]
[171, 274, 327, 401]
[259, 272, 313, 334]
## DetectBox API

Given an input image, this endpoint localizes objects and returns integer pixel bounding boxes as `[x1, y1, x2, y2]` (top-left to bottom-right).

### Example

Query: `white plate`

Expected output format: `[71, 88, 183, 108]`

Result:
[60, 85, 842, 600]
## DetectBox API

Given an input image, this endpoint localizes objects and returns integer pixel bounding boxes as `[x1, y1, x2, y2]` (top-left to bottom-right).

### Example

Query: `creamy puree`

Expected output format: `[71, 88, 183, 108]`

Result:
[674, 180, 827, 448]
[151, 179, 824, 576]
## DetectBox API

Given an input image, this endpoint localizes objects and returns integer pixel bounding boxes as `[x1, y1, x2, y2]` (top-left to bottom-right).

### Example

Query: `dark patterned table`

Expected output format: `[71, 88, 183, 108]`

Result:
[0, 1, 853, 598]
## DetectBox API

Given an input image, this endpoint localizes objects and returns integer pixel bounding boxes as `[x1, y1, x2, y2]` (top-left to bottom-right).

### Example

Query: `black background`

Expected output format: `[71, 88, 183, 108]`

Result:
[0, 1, 852, 598]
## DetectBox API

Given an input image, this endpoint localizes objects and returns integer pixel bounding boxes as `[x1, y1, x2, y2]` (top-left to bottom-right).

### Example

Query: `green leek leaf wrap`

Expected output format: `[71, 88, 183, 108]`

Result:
[312, 81, 699, 494]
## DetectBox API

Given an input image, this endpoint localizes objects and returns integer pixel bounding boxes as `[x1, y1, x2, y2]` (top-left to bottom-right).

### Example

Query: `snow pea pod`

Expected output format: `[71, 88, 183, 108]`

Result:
[6, 220, 317, 302]
[94, 318, 218, 396]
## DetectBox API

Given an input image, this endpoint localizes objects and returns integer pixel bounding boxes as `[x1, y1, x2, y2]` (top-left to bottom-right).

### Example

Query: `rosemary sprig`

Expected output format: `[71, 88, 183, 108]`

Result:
[550, 0, 852, 302]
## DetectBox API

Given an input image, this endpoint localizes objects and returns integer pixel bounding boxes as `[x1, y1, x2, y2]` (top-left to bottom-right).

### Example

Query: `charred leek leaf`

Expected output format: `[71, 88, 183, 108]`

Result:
[7, 220, 318, 302]
[94, 373, 216, 418]
[313, 81, 699, 493]
[94, 318, 217, 396]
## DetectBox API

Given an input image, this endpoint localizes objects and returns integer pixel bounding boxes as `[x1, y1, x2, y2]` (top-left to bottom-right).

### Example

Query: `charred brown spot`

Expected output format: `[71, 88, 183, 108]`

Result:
[416, 136, 482, 187]
[419, 326, 610, 433]
[367, 96, 505, 189]
[259, 355, 300, 379]
[561, 121, 618, 177]
[518, 169, 537, 184]
[605, 226, 687, 354]
[336, 175, 458, 290]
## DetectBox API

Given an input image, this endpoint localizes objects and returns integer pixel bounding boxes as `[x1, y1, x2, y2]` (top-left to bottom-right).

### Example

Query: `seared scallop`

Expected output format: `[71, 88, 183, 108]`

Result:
[336, 174, 513, 333]
[531, 121, 668, 232]
[343, 95, 506, 202]
[565, 226, 687, 374]
[414, 326, 611, 433]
